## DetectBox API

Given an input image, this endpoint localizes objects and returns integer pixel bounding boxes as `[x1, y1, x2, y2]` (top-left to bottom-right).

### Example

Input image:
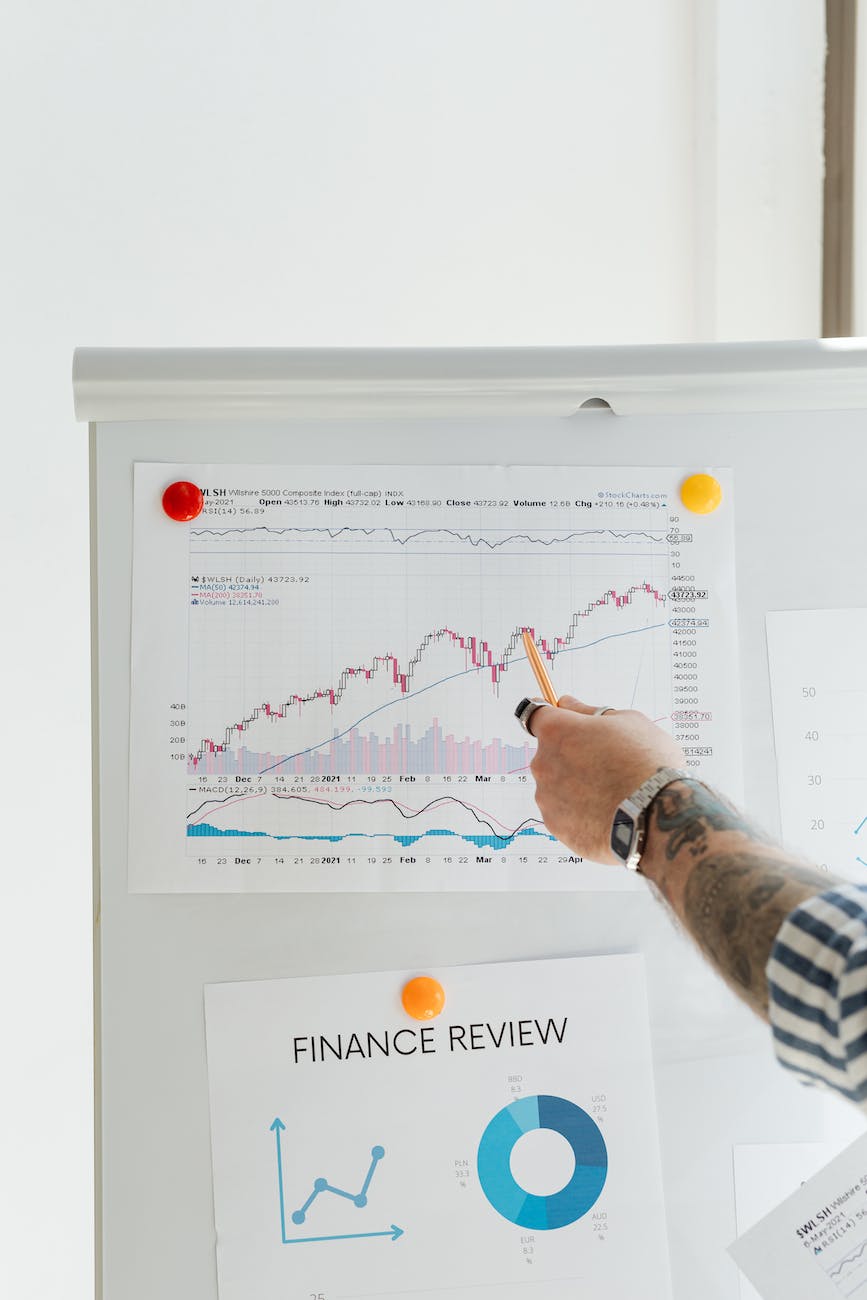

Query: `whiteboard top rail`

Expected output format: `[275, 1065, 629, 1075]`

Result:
[73, 339, 867, 421]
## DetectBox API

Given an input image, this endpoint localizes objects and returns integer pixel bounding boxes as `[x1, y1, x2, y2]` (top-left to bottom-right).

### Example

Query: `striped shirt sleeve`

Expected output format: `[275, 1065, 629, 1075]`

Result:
[767, 884, 867, 1107]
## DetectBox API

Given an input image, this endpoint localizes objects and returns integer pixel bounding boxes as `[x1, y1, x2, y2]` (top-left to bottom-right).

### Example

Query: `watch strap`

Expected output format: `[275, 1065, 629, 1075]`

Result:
[612, 767, 691, 872]
[626, 766, 691, 814]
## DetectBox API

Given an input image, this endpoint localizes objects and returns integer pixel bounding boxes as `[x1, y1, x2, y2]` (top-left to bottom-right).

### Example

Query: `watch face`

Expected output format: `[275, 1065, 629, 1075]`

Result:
[611, 808, 636, 861]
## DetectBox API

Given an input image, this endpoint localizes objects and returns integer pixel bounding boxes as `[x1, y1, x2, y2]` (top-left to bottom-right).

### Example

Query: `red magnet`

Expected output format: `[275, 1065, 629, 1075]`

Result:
[162, 480, 204, 522]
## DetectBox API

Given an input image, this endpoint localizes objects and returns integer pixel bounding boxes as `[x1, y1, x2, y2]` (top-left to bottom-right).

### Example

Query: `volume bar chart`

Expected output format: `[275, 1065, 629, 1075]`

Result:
[191, 720, 534, 776]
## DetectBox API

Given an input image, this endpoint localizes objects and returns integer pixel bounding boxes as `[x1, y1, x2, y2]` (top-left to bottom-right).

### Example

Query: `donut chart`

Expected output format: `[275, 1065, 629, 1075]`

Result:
[477, 1095, 607, 1230]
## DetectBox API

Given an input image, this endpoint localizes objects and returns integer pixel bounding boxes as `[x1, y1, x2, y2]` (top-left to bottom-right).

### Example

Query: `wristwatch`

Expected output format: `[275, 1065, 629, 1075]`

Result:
[610, 767, 690, 872]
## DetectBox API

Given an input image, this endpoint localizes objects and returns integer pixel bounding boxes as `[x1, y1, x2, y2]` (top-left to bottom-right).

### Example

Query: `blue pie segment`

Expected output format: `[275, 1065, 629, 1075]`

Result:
[476, 1094, 607, 1230]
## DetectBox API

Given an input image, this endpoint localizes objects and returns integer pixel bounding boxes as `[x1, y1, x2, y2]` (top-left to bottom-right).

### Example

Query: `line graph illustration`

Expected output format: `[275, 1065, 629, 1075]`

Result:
[827, 1238, 867, 1278]
[292, 1144, 385, 1223]
[821, 1233, 867, 1297]
[187, 791, 554, 849]
[189, 791, 546, 834]
[191, 524, 669, 548]
[270, 1119, 402, 1247]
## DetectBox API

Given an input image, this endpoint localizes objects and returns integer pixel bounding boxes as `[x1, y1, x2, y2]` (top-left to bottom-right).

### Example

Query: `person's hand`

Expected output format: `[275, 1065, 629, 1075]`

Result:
[528, 697, 685, 862]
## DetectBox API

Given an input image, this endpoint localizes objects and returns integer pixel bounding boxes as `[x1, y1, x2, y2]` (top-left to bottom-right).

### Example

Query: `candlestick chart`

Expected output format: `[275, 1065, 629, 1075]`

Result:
[184, 507, 671, 854]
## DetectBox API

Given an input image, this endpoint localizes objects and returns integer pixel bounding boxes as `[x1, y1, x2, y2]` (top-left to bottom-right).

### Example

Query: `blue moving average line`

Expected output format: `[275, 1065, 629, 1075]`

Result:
[270, 1120, 403, 1245]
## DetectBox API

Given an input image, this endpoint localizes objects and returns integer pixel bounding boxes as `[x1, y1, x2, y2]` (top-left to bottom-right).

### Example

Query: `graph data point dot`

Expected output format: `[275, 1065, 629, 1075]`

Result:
[401, 975, 446, 1021]
[354, 1194, 367, 1207]
[162, 480, 204, 521]
[679, 473, 722, 515]
[291, 1210, 305, 1224]
[372, 1145, 385, 1159]
[313, 1177, 328, 1191]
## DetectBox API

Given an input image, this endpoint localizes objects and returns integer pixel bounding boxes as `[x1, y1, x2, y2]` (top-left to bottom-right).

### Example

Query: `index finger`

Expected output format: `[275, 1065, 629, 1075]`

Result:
[555, 694, 600, 715]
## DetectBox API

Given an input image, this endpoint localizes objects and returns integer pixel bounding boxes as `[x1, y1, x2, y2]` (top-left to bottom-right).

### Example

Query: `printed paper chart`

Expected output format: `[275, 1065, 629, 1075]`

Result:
[204, 954, 672, 1300]
[731, 1132, 867, 1300]
[767, 609, 867, 881]
[130, 461, 740, 890]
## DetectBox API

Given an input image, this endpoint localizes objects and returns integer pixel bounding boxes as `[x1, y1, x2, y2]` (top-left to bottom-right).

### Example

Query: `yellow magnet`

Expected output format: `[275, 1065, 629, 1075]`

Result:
[401, 976, 446, 1021]
[680, 473, 722, 515]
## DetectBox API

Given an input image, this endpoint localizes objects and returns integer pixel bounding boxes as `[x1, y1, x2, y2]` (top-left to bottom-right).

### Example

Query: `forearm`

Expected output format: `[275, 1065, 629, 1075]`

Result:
[640, 780, 844, 1019]
[527, 701, 845, 1022]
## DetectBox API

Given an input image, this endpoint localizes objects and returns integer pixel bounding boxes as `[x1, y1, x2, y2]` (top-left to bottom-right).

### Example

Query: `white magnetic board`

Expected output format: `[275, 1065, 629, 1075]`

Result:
[78, 343, 867, 1300]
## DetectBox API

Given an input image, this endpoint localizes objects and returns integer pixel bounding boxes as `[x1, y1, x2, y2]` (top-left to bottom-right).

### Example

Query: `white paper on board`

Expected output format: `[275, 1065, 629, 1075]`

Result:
[204, 953, 672, 1299]
[733, 1143, 842, 1300]
[129, 461, 741, 891]
[767, 608, 867, 882]
[730, 1131, 867, 1300]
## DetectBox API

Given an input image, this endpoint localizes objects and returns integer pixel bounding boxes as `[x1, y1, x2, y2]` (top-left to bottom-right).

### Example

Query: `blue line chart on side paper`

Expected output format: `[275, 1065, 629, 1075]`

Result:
[270, 1119, 403, 1246]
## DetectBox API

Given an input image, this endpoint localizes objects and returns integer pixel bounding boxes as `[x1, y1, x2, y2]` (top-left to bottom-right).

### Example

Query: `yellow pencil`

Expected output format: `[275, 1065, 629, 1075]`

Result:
[521, 630, 559, 706]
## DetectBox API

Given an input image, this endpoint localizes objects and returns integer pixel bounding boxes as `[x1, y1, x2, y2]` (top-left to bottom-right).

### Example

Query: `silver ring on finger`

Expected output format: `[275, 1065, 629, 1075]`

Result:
[515, 697, 551, 735]
[593, 705, 616, 716]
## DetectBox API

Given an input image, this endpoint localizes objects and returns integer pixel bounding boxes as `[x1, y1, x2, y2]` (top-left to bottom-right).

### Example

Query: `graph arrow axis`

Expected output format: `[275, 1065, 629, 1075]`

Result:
[270, 1118, 404, 1246]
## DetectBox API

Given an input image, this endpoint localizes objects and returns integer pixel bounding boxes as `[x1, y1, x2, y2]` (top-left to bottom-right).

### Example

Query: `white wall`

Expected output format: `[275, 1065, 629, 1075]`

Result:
[0, 3, 824, 1296]
[693, 0, 825, 339]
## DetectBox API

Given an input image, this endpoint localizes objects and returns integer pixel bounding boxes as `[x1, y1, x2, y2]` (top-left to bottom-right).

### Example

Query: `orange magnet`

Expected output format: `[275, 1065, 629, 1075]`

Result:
[679, 473, 722, 515]
[401, 975, 446, 1021]
[162, 480, 204, 521]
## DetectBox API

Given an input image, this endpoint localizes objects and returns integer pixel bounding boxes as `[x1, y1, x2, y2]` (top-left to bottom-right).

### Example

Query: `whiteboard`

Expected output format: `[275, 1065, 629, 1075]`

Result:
[79, 343, 867, 1300]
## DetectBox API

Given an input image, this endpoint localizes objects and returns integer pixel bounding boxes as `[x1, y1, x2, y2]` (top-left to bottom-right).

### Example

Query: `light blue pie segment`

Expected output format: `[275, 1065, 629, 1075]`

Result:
[507, 1094, 542, 1135]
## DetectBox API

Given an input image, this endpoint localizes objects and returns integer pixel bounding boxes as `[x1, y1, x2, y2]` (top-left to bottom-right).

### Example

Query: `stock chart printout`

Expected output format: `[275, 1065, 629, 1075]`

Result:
[731, 1131, 867, 1300]
[204, 955, 672, 1300]
[128, 463, 740, 891]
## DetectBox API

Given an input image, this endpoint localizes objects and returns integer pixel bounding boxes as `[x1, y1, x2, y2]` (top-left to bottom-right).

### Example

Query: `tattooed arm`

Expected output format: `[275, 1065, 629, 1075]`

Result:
[529, 697, 843, 1020]
[639, 781, 838, 1018]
